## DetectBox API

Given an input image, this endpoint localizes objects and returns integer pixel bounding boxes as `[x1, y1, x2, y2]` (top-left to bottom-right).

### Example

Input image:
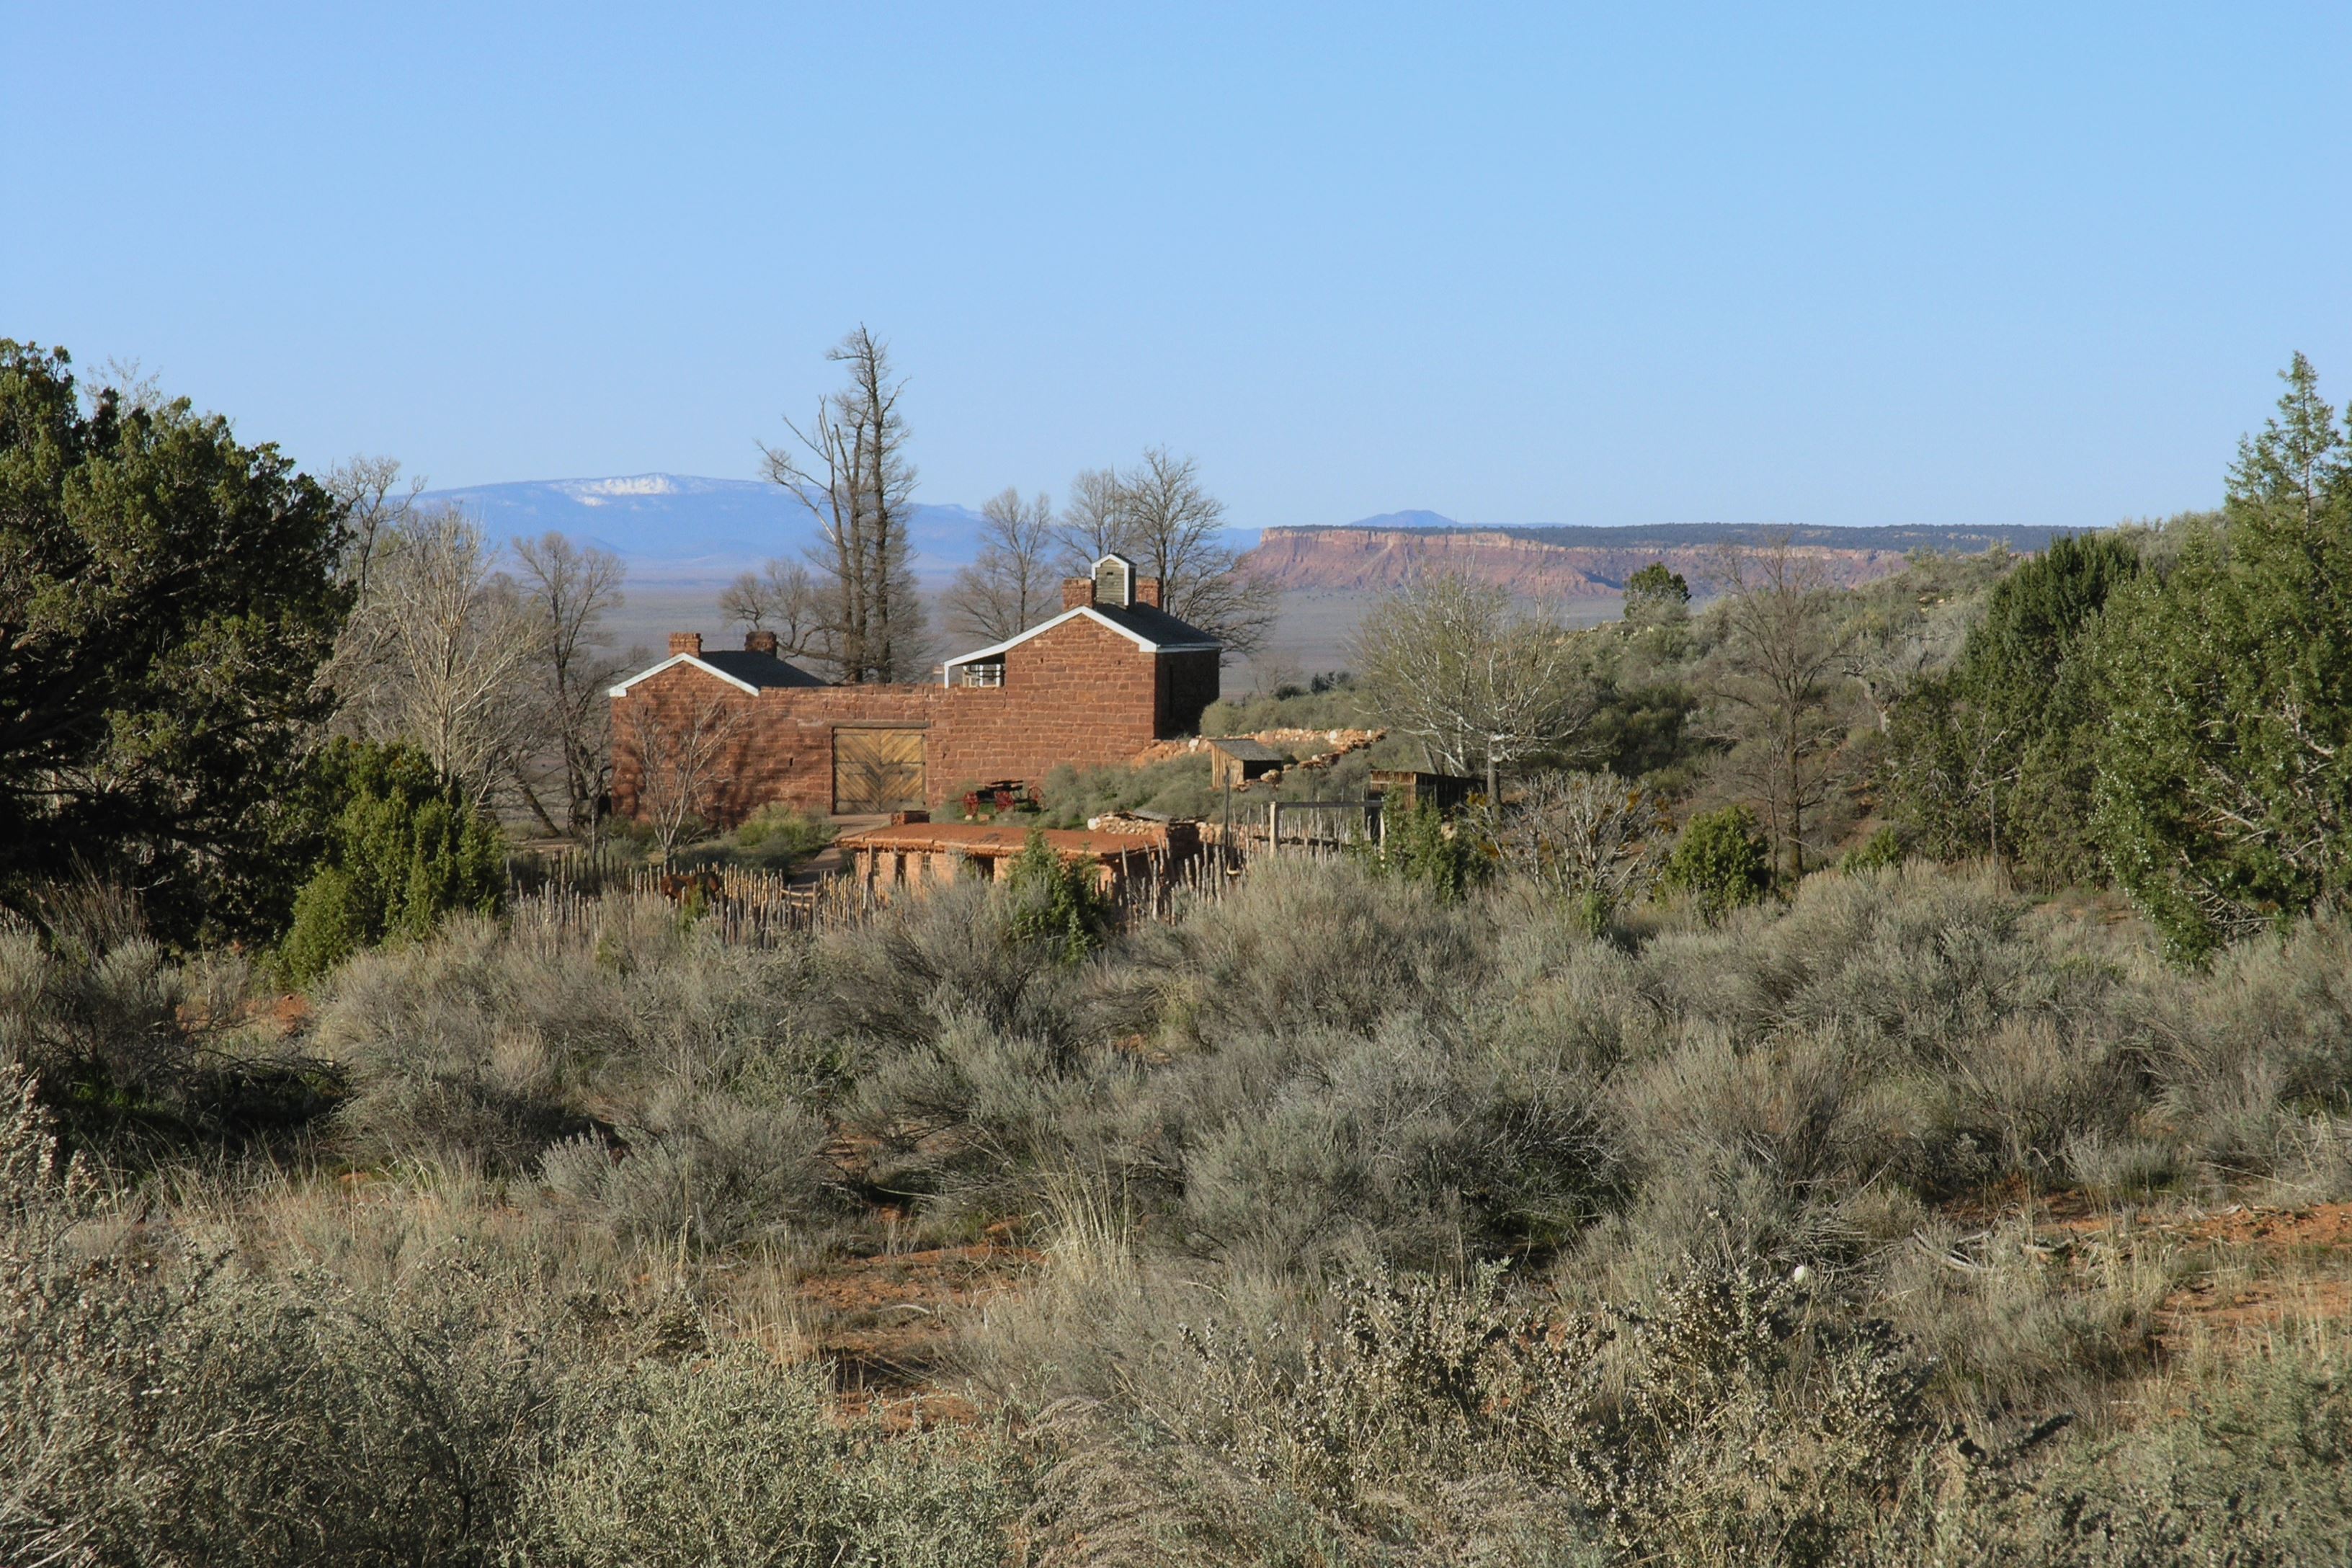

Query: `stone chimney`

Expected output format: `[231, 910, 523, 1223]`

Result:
[744, 629, 779, 655]
[668, 632, 703, 657]
[1061, 577, 1097, 610]
[1135, 577, 1164, 609]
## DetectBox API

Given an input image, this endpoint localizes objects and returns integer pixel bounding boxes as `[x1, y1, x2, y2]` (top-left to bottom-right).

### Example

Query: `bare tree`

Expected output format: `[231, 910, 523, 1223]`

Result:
[944, 488, 1057, 642]
[331, 507, 541, 795]
[719, 558, 829, 659]
[1056, 468, 1129, 566]
[1351, 570, 1600, 801]
[1495, 770, 1667, 917]
[1113, 447, 1278, 656]
[760, 326, 928, 682]
[620, 695, 744, 864]
[1054, 448, 1278, 656]
[513, 532, 627, 837]
[324, 454, 424, 605]
[1703, 535, 1858, 881]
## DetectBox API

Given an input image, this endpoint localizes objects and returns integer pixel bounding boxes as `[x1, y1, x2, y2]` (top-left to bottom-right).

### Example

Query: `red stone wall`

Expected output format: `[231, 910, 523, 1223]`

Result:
[611, 614, 1218, 822]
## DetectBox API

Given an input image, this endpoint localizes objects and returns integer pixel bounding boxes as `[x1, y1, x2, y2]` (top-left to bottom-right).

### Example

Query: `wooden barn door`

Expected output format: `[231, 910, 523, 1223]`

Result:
[832, 728, 926, 814]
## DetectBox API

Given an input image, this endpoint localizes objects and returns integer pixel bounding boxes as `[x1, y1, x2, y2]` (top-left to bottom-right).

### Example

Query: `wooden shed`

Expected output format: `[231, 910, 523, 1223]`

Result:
[1204, 737, 1286, 790]
[1368, 770, 1478, 814]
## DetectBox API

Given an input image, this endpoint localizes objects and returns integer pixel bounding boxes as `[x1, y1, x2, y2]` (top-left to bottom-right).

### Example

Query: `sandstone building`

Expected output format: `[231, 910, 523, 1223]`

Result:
[609, 554, 1220, 820]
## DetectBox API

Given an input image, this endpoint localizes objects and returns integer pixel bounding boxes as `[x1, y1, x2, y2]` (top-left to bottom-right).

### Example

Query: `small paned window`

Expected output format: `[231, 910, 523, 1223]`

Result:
[958, 661, 1004, 688]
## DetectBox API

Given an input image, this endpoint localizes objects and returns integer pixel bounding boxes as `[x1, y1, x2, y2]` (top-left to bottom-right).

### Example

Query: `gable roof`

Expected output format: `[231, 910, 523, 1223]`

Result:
[607, 649, 832, 698]
[940, 602, 1220, 677]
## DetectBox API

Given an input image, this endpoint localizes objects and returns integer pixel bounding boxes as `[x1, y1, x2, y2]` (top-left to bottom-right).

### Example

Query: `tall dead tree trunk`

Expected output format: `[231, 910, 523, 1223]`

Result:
[761, 327, 927, 682]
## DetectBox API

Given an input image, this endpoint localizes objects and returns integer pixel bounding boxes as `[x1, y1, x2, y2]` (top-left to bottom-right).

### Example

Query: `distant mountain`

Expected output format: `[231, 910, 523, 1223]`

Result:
[1321, 514, 2067, 555]
[416, 475, 2049, 600]
[1246, 519, 2070, 598]
[419, 474, 990, 584]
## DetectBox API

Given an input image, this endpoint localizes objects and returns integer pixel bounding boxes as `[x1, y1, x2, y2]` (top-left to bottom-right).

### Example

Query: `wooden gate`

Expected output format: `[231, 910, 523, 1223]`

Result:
[832, 727, 926, 814]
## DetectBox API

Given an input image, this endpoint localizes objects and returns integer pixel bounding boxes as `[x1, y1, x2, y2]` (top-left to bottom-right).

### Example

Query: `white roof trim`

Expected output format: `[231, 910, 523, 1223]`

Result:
[606, 653, 762, 698]
[939, 606, 1219, 680]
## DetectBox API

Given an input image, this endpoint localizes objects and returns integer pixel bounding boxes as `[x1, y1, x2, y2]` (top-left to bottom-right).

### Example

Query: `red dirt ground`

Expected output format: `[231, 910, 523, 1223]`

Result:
[789, 1233, 1040, 1426]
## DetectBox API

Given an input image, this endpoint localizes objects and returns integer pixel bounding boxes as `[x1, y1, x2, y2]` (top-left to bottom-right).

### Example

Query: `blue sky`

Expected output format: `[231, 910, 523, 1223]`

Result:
[6, 4, 2348, 532]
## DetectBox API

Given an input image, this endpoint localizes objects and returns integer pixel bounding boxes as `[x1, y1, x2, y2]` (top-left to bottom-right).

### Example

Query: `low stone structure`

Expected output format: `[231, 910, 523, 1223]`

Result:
[834, 819, 1200, 904]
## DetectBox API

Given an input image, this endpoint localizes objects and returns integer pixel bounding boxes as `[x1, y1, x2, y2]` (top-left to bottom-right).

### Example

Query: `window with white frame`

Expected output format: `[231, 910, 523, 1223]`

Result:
[957, 660, 1004, 688]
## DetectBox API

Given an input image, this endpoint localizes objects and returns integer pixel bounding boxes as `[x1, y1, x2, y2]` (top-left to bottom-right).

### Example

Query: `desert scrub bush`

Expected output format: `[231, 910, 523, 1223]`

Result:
[1037, 1255, 1931, 1567]
[1142, 855, 1481, 1048]
[1038, 753, 1220, 827]
[712, 802, 834, 868]
[1142, 1262, 1608, 1557]
[1, 903, 337, 1154]
[816, 880, 1082, 1056]
[1871, 1331, 2352, 1564]
[318, 899, 821, 1175]
[2144, 911, 2352, 1183]
[1161, 1012, 1623, 1273]
[1493, 769, 1667, 934]
[1659, 803, 1772, 921]
[540, 1091, 836, 1252]
[837, 1012, 1123, 1224]
[2, 1062, 556, 1567]
[508, 1342, 1028, 1567]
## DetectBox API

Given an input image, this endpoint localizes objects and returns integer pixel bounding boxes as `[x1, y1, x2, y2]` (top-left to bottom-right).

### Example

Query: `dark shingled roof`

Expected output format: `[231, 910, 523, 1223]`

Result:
[695, 649, 832, 689]
[1204, 737, 1285, 762]
[1086, 600, 1220, 649]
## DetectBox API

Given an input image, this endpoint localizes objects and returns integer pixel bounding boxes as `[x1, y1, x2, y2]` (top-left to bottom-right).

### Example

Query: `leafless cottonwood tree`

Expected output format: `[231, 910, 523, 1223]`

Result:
[331, 507, 542, 796]
[1113, 447, 1278, 655]
[324, 455, 424, 605]
[1054, 447, 1278, 656]
[1704, 535, 1859, 881]
[1057, 468, 1128, 566]
[621, 696, 744, 864]
[719, 558, 829, 658]
[512, 532, 626, 836]
[1352, 571, 1600, 801]
[760, 327, 928, 682]
[943, 488, 1057, 642]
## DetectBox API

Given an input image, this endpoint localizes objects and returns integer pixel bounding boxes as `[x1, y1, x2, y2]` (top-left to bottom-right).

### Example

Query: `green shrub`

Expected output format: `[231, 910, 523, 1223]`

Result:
[1372, 797, 1489, 903]
[1660, 804, 1773, 919]
[1839, 825, 1908, 873]
[1001, 827, 1110, 963]
[279, 740, 504, 984]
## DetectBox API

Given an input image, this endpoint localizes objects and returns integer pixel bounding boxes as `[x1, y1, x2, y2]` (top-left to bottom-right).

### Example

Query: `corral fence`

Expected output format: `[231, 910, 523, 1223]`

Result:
[506, 855, 884, 946]
[506, 798, 1391, 945]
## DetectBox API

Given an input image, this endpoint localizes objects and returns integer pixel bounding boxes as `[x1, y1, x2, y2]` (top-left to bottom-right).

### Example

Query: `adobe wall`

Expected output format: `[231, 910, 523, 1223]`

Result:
[612, 615, 1216, 821]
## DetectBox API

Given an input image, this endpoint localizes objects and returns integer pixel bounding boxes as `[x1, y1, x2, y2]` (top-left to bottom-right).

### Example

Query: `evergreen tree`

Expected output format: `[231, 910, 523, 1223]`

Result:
[1884, 533, 2141, 884]
[2092, 355, 2352, 959]
[279, 741, 504, 984]
[1000, 828, 1110, 963]
[1659, 805, 1771, 922]
[0, 343, 348, 942]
